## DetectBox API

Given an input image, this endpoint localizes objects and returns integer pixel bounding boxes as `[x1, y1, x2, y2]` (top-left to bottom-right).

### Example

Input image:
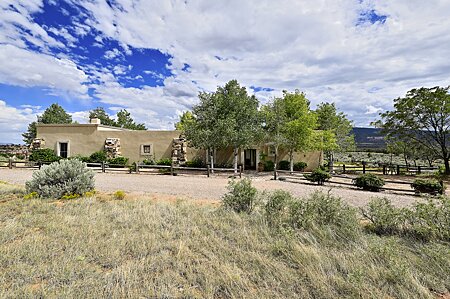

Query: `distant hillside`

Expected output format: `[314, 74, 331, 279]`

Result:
[351, 127, 386, 151]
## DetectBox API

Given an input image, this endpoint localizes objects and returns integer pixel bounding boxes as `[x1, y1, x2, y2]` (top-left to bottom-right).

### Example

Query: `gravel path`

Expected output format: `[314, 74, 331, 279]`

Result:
[0, 168, 421, 207]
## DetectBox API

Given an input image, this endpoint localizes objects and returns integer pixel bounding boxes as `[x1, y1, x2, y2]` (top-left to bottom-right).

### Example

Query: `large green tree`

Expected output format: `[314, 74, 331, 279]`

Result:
[89, 107, 116, 126]
[88, 107, 146, 130]
[175, 111, 194, 131]
[23, 103, 73, 145]
[116, 109, 146, 130]
[262, 90, 317, 173]
[316, 102, 355, 170]
[183, 92, 229, 170]
[216, 80, 261, 174]
[378, 86, 450, 174]
[282, 91, 317, 172]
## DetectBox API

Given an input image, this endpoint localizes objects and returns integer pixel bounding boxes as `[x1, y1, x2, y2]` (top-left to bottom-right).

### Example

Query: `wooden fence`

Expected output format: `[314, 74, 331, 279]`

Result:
[0, 158, 241, 177]
[332, 162, 438, 176]
[275, 169, 419, 194]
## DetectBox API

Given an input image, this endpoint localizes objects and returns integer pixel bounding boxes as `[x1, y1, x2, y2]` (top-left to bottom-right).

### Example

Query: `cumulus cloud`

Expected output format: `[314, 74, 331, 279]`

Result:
[0, 44, 89, 99]
[1, 0, 450, 143]
[0, 100, 42, 143]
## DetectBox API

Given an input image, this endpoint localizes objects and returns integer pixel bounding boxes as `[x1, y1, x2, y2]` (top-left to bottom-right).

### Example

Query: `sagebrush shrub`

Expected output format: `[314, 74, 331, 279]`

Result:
[353, 174, 385, 192]
[264, 190, 293, 225]
[361, 198, 403, 235]
[222, 178, 258, 213]
[304, 168, 331, 185]
[25, 159, 95, 199]
[411, 179, 444, 195]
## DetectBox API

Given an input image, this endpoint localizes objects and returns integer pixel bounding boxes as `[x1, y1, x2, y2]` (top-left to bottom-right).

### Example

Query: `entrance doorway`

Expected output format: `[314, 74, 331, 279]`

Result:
[244, 149, 257, 170]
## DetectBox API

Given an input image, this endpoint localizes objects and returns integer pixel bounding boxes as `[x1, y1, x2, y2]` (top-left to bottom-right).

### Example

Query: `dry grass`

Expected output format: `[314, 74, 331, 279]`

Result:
[0, 184, 449, 298]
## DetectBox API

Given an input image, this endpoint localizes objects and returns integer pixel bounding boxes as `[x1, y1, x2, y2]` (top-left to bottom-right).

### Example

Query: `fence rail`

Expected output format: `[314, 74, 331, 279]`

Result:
[0, 158, 241, 177]
[332, 162, 438, 175]
[275, 169, 419, 194]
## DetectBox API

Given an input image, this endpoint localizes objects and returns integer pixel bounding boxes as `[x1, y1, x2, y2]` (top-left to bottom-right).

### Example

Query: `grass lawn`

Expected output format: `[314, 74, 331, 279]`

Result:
[0, 182, 449, 298]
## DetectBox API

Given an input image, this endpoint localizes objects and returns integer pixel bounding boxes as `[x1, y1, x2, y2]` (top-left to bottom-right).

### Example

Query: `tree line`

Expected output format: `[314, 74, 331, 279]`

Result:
[175, 80, 355, 174]
[23, 104, 146, 145]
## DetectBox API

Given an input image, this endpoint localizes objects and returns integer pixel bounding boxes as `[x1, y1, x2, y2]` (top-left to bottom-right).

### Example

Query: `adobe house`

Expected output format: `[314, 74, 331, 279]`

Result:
[35, 118, 322, 171]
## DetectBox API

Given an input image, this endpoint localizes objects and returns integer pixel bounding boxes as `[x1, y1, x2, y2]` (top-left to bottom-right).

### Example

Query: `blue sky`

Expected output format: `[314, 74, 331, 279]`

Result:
[1, 0, 450, 143]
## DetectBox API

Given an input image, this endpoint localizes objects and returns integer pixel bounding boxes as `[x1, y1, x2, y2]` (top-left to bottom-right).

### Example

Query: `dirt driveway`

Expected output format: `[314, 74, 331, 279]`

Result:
[0, 168, 422, 207]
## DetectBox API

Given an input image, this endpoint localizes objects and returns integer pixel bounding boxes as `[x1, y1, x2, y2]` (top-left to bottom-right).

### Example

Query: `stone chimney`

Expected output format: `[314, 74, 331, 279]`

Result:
[90, 118, 101, 125]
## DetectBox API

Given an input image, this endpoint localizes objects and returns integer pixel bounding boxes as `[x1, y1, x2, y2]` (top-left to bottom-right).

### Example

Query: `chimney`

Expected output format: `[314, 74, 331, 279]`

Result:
[90, 118, 101, 125]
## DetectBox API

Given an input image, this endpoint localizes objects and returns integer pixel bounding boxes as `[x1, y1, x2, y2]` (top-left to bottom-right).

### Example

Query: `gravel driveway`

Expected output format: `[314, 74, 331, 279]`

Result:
[0, 168, 421, 207]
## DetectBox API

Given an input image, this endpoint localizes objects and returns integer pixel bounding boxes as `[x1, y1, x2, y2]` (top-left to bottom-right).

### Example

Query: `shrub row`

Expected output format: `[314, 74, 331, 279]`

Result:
[222, 179, 450, 241]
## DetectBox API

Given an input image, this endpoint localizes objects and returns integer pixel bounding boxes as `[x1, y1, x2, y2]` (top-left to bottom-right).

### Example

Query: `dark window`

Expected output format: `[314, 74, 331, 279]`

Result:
[59, 142, 68, 158]
[143, 145, 151, 153]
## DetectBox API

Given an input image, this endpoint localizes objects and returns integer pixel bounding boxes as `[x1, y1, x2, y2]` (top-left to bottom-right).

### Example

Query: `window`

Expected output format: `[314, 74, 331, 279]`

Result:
[140, 144, 153, 155]
[58, 142, 68, 158]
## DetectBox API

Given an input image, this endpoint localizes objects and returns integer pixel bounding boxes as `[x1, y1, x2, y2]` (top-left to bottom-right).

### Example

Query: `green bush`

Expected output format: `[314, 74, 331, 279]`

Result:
[107, 156, 129, 166]
[113, 190, 126, 200]
[88, 151, 107, 163]
[216, 162, 233, 168]
[142, 159, 155, 165]
[353, 173, 385, 192]
[287, 191, 359, 235]
[29, 148, 60, 163]
[411, 179, 444, 195]
[156, 158, 172, 166]
[278, 160, 290, 170]
[361, 198, 404, 235]
[185, 158, 205, 168]
[222, 178, 258, 213]
[264, 190, 294, 226]
[69, 155, 90, 163]
[304, 168, 331, 185]
[293, 161, 307, 171]
[264, 160, 274, 171]
[362, 197, 450, 241]
[25, 159, 95, 199]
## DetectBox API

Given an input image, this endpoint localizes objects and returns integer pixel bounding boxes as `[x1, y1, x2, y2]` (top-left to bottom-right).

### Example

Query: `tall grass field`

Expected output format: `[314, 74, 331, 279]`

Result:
[0, 181, 449, 298]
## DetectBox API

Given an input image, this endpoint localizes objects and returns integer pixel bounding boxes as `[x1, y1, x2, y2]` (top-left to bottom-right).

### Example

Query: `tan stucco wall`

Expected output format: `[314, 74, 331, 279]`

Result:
[36, 124, 322, 170]
[36, 124, 198, 163]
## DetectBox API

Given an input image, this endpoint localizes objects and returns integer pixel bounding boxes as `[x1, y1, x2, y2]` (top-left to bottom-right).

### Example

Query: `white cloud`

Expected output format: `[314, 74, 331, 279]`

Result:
[0, 100, 42, 144]
[365, 105, 384, 115]
[73, 0, 450, 127]
[0, 44, 89, 99]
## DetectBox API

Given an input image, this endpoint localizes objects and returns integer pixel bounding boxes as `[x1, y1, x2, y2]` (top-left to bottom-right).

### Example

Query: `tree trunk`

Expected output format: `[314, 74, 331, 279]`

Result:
[209, 148, 214, 174]
[329, 152, 334, 173]
[444, 157, 450, 175]
[274, 146, 278, 180]
[233, 147, 238, 175]
[289, 150, 294, 173]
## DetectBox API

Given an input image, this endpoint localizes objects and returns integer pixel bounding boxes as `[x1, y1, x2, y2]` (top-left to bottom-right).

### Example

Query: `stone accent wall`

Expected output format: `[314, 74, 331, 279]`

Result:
[104, 138, 121, 159]
[171, 136, 187, 166]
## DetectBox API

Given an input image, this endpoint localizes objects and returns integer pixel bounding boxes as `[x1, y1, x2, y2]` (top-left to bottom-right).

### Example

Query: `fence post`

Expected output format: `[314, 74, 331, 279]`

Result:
[383, 165, 386, 175]
[207, 165, 210, 177]
[396, 165, 400, 175]
[362, 161, 366, 174]
[101, 161, 105, 173]
[8, 158, 13, 169]
[135, 162, 139, 174]
[239, 165, 242, 178]
[274, 169, 277, 180]
[38, 161, 42, 169]
[342, 164, 346, 174]
[170, 164, 174, 176]
[417, 166, 421, 174]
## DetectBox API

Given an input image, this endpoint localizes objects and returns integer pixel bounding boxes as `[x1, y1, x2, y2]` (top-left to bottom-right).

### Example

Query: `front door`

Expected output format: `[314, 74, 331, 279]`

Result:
[244, 149, 257, 170]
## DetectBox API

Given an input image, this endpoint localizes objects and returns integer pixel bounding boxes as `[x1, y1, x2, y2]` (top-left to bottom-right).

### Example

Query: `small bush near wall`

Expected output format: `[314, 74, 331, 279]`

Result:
[264, 160, 274, 171]
[29, 148, 60, 163]
[353, 174, 385, 192]
[88, 151, 107, 163]
[304, 168, 331, 185]
[278, 160, 290, 170]
[293, 161, 307, 171]
[156, 158, 172, 166]
[107, 157, 129, 166]
[411, 179, 444, 195]
[142, 159, 155, 165]
[185, 158, 205, 168]
[25, 159, 94, 199]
